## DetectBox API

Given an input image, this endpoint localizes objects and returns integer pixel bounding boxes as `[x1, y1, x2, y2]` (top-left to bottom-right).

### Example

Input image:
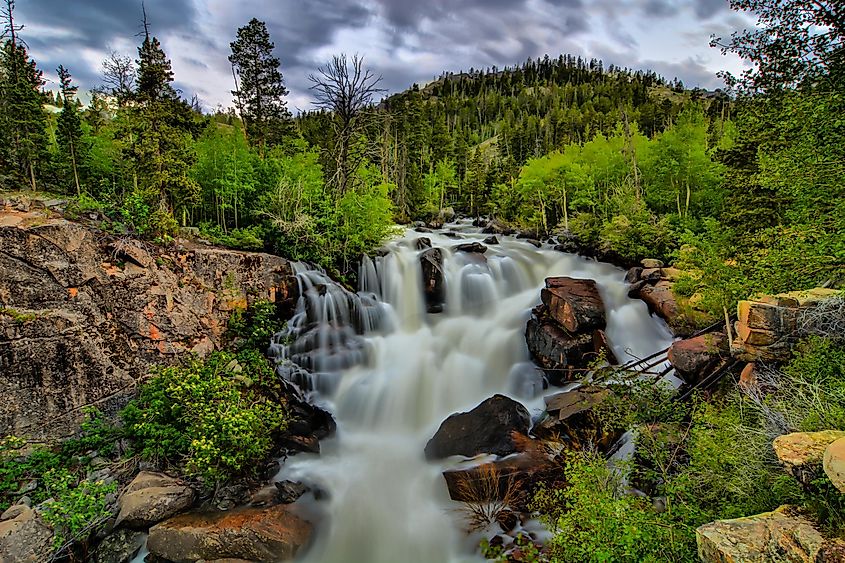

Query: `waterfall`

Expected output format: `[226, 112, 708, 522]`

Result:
[270, 223, 675, 562]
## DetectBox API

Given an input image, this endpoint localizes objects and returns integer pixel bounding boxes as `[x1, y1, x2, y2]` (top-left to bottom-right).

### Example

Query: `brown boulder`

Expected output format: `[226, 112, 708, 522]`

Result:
[0, 505, 55, 563]
[638, 281, 679, 322]
[823, 437, 845, 493]
[541, 277, 606, 333]
[525, 318, 596, 383]
[147, 504, 313, 563]
[773, 431, 845, 488]
[667, 333, 728, 385]
[442, 453, 556, 506]
[115, 471, 195, 529]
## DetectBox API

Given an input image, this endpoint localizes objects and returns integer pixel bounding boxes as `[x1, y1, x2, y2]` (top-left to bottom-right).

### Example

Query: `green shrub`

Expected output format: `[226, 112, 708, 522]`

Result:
[198, 222, 265, 251]
[227, 299, 285, 351]
[121, 350, 288, 483]
[60, 407, 123, 458]
[0, 437, 64, 512]
[40, 468, 115, 551]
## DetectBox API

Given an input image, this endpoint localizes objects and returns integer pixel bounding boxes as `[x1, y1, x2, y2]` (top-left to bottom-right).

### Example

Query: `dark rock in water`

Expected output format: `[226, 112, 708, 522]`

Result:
[412, 221, 426, 228]
[416, 237, 432, 250]
[424, 394, 531, 460]
[641, 267, 663, 283]
[525, 239, 542, 248]
[473, 218, 489, 228]
[420, 248, 446, 314]
[414, 226, 433, 233]
[668, 333, 729, 385]
[442, 232, 461, 239]
[525, 318, 596, 384]
[542, 277, 606, 333]
[532, 386, 622, 452]
[553, 243, 577, 254]
[275, 481, 310, 504]
[483, 236, 500, 245]
[454, 242, 487, 254]
[147, 504, 313, 562]
[625, 267, 643, 284]
[93, 529, 146, 563]
[627, 280, 647, 299]
[516, 231, 542, 240]
[482, 219, 513, 236]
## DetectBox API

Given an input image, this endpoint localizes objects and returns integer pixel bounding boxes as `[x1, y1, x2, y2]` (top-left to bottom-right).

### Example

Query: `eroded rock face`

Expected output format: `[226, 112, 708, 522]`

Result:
[0, 206, 296, 440]
[147, 504, 313, 563]
[0, 505, 55, 563]
[115, 471, 195, 529]
[696, 506, 829, 563]
[541, 278, 606, 334]
[424, 395, 531, 460]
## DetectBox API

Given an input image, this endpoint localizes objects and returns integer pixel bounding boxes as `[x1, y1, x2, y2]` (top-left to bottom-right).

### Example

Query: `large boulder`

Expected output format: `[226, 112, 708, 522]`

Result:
[454, 242, 487, 254]
[424, 395, 531, 460]
[638, 281, 679, 322]
[823, 437, 845, 493]
[531, 386, 622, 452]
[92, 528, 147, 563]
[0, 505, 55, 562]
[115, 471, 195, 529]
[667, 333, 729, 386]
[525, 317, 613, 384]
[419, 248, 446, 314]
[696, 506, 831, 563]
[773, 431, 845, 488]
[147, 504, 313, 563]
[0, 205, 297, 440]
[541, 277, 606, 333]
[442, 453, 557, 508]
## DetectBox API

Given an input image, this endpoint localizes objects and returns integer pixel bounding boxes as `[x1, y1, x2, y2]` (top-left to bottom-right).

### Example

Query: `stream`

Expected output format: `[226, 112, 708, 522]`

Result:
[269, 222, 675, 563]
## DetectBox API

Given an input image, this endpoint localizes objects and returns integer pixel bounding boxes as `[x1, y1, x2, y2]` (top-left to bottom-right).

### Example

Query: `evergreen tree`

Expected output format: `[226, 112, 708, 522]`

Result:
[55, 65, 86, 195]
[0, 40, 48, 190]
[229, 18, 293, 154]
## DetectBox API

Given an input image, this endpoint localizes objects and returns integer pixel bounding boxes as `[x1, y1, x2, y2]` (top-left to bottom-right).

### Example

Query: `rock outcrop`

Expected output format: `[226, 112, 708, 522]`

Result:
[696, 505, 839, 563]
[0, 203, 297, 440]
[424, 395, 531, 460]
[115, 471, 195, 529]
[147, 504, 313, 562]
[773, 431, 845, 489]
[526, 277, 615, 384]
[733, 289, 841, 362]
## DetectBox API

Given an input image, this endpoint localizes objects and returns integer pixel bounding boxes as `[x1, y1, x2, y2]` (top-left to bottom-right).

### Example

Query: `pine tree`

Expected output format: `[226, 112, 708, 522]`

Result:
[55, 65, 86, 195]
[228, 18, 293, 154]
[0, 40, 49, 190]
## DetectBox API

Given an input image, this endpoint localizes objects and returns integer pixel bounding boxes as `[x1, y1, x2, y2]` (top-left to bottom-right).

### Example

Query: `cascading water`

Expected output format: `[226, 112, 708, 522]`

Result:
[271, 222, 675, 563]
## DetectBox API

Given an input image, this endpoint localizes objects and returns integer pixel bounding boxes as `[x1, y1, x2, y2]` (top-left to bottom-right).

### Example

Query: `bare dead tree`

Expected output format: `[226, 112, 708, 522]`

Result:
[308, 54, 385, 194]
[0, 0, 24, 47]
[100, 50, 135, 106]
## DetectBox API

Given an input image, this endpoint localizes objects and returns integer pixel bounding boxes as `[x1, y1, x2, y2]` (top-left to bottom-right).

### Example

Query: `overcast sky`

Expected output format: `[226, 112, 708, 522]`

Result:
[17, 0, 752, 112]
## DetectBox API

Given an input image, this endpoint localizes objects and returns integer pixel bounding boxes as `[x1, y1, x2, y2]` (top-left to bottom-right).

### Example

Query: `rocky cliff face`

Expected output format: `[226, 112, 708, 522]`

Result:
[0, 200, 298, 441]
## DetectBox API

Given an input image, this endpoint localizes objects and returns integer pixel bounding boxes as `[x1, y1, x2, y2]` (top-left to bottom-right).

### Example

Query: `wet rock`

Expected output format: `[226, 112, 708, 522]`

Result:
[147, 504, 313, 563]
[482, 219, 513, 236]
[425, 395, 531, 460]
[413, 226, 433, 233]
[483, 236, 500, 245]
[419, 248, 446, 314]
[0, 505, 54, 562]
[624, 267, 643, 284]
[454, 242, 487, 254]
[542, 277, 606, 333]
[516, 231, 541, 241]
[525, 239, 542, 248]
[438, 207, 456, 223]
[638, 281, 679, 322]
[696, 506, 828, 563]
[532, 386, 622, 451]
[116, 471, 195, 529]
[667, 333, 729, 386]
[640, 268, 663, 283]
[415, 237, 432, 250]
[93, 528, 147, 563]
[824, 437, 845, 493]
[525, 318, 607, 383]
[626, 280, 647, 299]
[274, 481, 310, 504]
[442, 453, 555, 506]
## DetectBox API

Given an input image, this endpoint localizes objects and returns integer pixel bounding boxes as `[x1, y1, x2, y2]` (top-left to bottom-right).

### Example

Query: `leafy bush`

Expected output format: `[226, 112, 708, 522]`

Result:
[121, 350, 289, 483]
[227, 299, 285, 351]
[198, 222, 265, 251]
[40, 468, 115, 551]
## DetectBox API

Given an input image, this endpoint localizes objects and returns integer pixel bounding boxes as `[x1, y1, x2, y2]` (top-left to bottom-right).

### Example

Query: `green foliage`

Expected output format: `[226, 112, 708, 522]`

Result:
[121, 350, 288, 483]
[227, 299, 285, 351]
[0, 438, 63, 513]
[60, 407, 123, 458]
[40, 468, 115, 551]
